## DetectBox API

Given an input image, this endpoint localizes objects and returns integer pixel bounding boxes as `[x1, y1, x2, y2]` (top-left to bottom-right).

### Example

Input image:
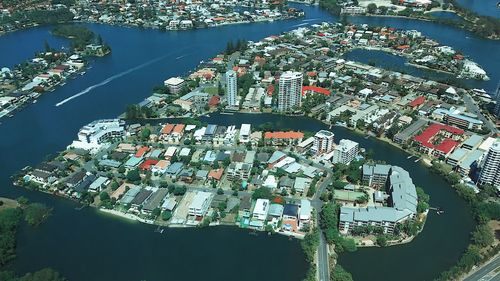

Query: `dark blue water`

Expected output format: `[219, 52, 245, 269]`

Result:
[0, 26, 69, 68]
[0, 3, 497, 281]
[428, 11, 464, 21]
[456, 0, 500, 18]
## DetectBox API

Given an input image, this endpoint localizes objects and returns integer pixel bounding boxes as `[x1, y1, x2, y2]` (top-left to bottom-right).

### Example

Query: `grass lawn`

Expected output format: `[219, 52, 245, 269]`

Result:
[204, 86, 219, 95]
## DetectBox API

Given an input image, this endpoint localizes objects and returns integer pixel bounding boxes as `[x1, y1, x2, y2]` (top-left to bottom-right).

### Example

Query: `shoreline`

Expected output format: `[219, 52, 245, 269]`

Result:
[0, 63, 91, 121]
[0, 12, 304, 40]
[348, 11, 499, 41]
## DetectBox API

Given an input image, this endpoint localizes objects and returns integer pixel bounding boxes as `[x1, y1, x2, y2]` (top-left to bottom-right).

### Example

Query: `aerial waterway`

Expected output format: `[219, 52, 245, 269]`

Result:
[0, 3, 497, 281]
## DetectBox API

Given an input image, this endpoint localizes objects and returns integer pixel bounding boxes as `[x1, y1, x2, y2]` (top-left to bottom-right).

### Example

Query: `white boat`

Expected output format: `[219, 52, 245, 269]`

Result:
[32, 100, 37, 104]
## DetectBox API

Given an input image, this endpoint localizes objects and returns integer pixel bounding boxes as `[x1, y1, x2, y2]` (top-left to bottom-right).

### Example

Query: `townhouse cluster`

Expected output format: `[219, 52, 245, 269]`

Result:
[339, 165, 418, 235]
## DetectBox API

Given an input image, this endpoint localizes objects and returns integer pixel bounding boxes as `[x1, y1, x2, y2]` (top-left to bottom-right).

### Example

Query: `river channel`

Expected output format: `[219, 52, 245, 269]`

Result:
[0, 3, 497, 280]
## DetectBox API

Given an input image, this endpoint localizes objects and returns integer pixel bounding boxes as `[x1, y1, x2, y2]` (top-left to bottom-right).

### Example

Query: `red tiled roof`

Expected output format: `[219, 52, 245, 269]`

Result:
[173, 124, 185, 134]
[435, 139, 459, 154]
[413, 124, 464, 154]
[140, 159, 159, 170]
[161, 124, 174, 135]
[264, 131, 304, 139]
[208, 168, 224, 180]
[209, 95, 220, 107]
[409, 96, 425, 108]
[302, 86, 331, 96]
[135, 146, 150, 158]
[267, 85, 275, 96]
[396, 45, 410, 50]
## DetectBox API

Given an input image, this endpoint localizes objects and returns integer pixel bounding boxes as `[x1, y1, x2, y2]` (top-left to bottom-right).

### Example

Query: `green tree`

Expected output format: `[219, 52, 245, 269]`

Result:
[471, 224, 494, 247]
[126, 169, 141, 182]
[140, 127, 151, 140]
[367, 3, 378, 14]
[173, 186, 187, 196]
[252, 187, 273, 200]
[301, 228, 320, 262]
[331, 265, 353, 281]
[376, 235, 388, 247]
[24, 203, 52, 227]
[161, 211, 172, 221]
[99, 192, 110, 202]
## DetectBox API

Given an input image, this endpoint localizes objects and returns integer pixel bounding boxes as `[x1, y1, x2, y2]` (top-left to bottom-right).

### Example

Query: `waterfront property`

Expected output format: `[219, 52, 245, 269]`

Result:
[339, 166, 419, 235]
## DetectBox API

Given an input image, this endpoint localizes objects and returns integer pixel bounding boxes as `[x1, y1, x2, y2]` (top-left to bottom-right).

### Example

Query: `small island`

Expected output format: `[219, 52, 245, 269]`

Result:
[0, 25, 110, 120]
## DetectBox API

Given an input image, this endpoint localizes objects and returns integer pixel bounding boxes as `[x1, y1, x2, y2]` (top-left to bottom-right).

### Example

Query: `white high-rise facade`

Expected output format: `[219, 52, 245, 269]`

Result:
[494, 85, 500, 119]
[226, 70, 237, 107]
[278, 71, 303, 112]
[332, 139, 359, 165]
[479, 139, 500, 188]
[313, 130, 335, 155]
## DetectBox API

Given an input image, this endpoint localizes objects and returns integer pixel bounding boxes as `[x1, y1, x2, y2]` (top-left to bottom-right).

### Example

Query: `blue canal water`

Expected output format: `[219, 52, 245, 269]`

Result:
[456, 0, 500, 19]
[428, 11, 464, 21]
[0, 3, 498, 281]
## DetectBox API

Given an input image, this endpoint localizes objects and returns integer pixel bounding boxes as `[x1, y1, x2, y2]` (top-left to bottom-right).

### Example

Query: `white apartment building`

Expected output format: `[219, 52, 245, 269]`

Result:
[69, 119, 124, 151]
[313, 130, 335, 155]
[478, 139, 500, 188]
[164, 77, 185, 94]
[252, 199, 270, 221]
[239, 123, 251, 143]
[188, 191, 214, 218]
[278, 71, 303, 112]
[332, 139, 359, 165]
[226, 69, 237, 107]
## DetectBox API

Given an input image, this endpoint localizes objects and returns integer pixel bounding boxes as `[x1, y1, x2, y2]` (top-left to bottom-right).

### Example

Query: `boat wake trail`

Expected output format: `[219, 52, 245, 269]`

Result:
[55, 52, 181, 107]
[292, 22, 310, 28]
[302, 18, 319, 22]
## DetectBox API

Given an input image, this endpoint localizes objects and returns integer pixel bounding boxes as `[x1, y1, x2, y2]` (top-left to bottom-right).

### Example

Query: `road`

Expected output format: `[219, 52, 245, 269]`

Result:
[463, 94, 498, 134]
[311, 169, 333, 281]
[463, 254, 500, 281]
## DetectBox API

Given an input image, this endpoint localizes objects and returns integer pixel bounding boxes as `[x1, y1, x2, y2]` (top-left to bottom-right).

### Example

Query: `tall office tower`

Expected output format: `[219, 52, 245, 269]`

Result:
[226, 70, 237, 107]
[494, 84, 500, 119]
[478, 139, 500, 188]
[278, 71, 303, 112]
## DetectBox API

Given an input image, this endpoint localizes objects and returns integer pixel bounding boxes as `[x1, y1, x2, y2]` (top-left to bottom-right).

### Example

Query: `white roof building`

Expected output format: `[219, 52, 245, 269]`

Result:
[239, 124, 251, 143]
[69, 119, 124, 152]
[188, 191, 213, 217]
[253, 199, 270, 221]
